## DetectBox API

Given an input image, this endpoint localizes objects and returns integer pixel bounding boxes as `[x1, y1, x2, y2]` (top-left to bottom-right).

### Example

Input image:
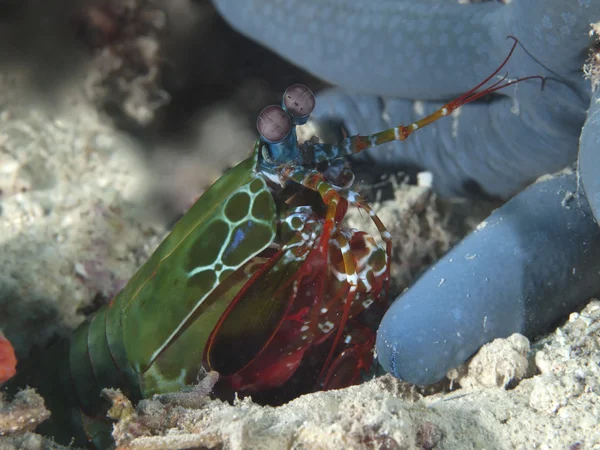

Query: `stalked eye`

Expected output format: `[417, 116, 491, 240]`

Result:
[283, 84, 315, 119]
[257, 105, 291, 143]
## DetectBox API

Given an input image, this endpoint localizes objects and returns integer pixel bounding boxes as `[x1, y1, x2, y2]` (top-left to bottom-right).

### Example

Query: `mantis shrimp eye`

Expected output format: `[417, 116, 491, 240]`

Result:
[283, 84, 315, 124]
[257, 105, 291, 143]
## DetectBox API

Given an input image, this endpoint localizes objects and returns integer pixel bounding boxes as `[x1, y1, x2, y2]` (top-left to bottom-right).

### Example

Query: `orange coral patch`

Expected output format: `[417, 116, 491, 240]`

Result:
[0, 334, 17, 383]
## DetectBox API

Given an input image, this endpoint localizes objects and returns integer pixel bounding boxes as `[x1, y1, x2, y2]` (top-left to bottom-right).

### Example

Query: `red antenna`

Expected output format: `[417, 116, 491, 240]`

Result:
[345, 36, 546, 154]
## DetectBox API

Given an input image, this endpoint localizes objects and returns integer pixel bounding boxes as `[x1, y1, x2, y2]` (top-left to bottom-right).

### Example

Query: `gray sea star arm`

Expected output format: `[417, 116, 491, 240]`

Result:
[579, 86, 600, 223]
[375, 171, 600, 385]
[212, 0, 594, 98]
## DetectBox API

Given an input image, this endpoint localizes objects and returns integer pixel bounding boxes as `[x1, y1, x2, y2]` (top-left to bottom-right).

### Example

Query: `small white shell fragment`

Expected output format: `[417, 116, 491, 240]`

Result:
[417, 171, 433, 188]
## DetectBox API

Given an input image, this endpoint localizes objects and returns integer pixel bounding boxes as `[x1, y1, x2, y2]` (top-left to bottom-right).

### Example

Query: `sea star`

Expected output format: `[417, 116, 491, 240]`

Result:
[212, 0, 600, 385]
